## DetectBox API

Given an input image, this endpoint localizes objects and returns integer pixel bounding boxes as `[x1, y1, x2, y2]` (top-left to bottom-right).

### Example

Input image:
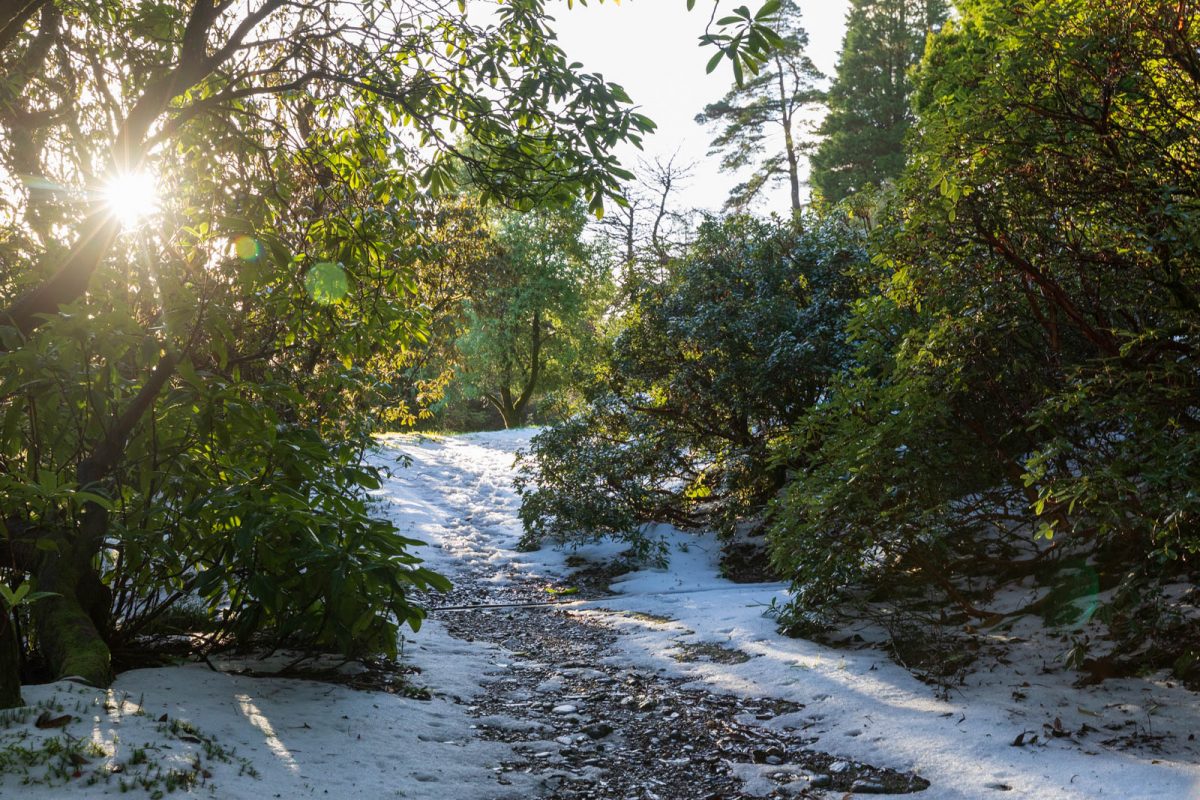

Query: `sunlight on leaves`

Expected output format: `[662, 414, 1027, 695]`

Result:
[305, 262, 349, 305]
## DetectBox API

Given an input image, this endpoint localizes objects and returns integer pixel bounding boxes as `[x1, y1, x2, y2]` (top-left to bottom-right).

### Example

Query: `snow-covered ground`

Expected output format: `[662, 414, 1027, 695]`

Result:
[4, 428, 1200, 798]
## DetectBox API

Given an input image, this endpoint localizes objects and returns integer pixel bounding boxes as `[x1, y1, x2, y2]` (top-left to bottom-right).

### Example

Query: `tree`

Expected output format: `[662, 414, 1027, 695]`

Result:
[903, 0, 1200, 561]
[808, 0, 949, 203]
[596, 153, 696, 287]
[456, 204, 610, 429]
[517, 213, 864, 551]
[0, 0, 655, 704]
[771, 0, 1200, 674]
[375, 197, 507, 430]
[696, 0, 824, 213]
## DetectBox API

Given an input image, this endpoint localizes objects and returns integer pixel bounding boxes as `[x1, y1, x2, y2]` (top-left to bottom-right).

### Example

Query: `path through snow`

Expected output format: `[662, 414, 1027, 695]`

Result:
[380, 429, 1200, 800]
[3, 429, 1199, 799]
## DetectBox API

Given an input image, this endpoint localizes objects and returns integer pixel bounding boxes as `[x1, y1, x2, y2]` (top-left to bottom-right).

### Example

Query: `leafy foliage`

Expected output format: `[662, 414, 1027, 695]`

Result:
[518, 214, 865, 549]
[455, 204, 613, 428]
[0, 0, 658, 697]
[771, 0, 1200, 635]
[524, 1, 1200, 676]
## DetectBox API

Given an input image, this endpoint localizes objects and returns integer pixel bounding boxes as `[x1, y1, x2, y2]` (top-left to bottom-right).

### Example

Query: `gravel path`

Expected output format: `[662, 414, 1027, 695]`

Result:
[380, 432, 930, 798]
[418, 565, 929, 798]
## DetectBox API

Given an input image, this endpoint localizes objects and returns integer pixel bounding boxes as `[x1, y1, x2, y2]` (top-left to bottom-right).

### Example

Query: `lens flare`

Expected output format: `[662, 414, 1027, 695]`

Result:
[102, 171, 159, 228]
[233, 235, 264, 262]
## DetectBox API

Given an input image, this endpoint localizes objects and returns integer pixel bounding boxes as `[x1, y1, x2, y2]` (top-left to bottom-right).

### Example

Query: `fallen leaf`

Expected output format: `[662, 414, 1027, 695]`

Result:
[34, 711, 73, 729]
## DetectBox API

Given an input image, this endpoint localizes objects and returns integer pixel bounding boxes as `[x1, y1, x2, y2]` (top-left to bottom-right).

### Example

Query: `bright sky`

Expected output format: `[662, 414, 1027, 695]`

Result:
[549, 0, 850, 213]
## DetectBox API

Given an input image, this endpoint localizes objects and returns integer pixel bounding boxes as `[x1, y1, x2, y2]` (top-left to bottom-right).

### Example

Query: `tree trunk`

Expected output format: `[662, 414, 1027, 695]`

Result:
[776, 57, 802, 217]
[497, 400, 520, 429]
[32, 499, 114, 687]
[0, 211, 121, 348]
[485, 310, 543, 429]
[30, 353, 179, 686]
[0, 613, 21, 709]
[31, 548, 112, 686]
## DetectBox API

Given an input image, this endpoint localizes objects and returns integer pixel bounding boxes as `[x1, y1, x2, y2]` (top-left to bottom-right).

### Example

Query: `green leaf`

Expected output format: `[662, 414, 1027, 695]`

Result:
[705, 50, 724, 74]
[755, 0, 781, 21]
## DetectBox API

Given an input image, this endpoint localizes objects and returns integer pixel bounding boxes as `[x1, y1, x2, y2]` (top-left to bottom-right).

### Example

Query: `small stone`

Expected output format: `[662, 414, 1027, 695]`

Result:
[828, 760, 850, 774]
[582, 722, 614, 739]
[850, 781, 888, 794]
[765, 754, 783, 765]
[637, 698, 657, 711]
[552, 704, 579, 715]
[809, 775, 833, 788]
[985, 783, 1013, 791]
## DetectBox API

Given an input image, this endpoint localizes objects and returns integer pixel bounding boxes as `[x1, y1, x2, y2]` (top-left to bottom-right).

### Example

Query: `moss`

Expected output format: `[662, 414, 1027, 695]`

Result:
[33, 558, 113, 687]
[37, 599, 112, 686]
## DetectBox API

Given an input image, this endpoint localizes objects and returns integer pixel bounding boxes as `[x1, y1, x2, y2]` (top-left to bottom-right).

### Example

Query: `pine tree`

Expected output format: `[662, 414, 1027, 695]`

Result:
[809, 0, 949, 203]
[695, 0, 823, 214]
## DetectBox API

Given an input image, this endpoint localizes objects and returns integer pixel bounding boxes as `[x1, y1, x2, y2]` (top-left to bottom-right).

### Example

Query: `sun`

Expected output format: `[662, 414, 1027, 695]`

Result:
[102, 171, 159, 228]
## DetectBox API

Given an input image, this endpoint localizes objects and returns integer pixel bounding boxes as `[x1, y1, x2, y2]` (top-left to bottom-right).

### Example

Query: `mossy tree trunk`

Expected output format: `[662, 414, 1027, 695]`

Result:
[26, 353, 179, 688]
[31, 525, 113, 687]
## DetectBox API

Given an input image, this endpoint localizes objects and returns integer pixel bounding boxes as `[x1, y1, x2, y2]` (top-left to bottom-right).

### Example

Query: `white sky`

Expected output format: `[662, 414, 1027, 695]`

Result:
[549, 0, 850, 213]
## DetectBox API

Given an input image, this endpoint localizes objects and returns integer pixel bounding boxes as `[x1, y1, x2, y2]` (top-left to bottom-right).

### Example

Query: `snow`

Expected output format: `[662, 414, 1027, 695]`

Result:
[371, 429, 1200, 799]
[5, 427, 1200, 798]
[5, 621, 541, 799]
[592, 550, 1200, 799]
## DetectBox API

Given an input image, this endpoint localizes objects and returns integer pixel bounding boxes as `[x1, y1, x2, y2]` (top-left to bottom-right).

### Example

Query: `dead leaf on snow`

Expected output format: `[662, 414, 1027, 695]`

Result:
[34, 711, 73, 729]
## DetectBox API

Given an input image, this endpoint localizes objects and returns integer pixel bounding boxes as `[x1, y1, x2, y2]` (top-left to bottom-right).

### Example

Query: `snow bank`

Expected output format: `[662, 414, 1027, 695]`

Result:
[1, 620, 538, 799]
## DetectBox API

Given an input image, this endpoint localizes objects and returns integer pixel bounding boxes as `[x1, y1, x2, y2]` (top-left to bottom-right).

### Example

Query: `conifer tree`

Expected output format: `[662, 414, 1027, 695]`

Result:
[809, 0, 949, 203]
[696, 0, 824, 214]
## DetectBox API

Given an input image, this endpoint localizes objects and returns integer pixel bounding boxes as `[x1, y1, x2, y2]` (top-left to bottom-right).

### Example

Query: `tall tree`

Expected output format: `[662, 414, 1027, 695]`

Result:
[456, 205, 610, 429]
[696, 0, 824, 214]
[809, 0, 949, 203]
[597, 153, 695, 288]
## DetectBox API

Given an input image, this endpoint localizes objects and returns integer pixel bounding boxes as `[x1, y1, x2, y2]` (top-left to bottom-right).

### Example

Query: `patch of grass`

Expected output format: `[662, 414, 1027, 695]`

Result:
[0, 690, 259, 794]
